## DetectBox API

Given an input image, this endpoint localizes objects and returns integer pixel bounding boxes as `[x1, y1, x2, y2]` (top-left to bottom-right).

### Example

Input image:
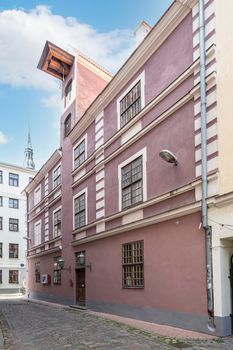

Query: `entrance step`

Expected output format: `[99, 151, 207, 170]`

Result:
[69, 304, 87, 311]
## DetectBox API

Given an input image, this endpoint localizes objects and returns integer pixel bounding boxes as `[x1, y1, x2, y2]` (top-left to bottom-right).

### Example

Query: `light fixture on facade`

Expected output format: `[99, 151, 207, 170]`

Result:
[55, 257, 65, 269]
[159, 150, 178, 166]
[77, 252, 91, 270]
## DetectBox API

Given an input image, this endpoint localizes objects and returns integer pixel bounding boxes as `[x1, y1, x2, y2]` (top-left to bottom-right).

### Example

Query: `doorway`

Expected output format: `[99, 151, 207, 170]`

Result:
[76, 268, 86, 306]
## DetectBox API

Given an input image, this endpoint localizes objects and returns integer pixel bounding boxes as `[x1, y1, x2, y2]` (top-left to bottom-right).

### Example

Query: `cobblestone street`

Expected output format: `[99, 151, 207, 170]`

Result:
[0, 299, 233, 350]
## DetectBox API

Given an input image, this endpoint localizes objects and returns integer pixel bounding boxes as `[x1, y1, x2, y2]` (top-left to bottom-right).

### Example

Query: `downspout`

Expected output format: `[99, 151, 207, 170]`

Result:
[199, 0, 215, 331]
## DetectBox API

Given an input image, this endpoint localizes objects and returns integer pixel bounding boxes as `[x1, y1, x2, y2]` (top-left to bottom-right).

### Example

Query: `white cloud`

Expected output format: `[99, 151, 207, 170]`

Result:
[0, 5, 136, 108]
[0, 131, 9, 144]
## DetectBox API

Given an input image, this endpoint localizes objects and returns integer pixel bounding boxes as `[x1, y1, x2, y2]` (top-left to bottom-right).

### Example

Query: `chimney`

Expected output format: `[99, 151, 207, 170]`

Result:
[134, 21, 151, 46]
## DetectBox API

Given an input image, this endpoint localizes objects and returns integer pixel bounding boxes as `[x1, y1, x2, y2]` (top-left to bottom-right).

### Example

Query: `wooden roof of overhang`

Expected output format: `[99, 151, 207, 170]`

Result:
[37, 41, 74, 80]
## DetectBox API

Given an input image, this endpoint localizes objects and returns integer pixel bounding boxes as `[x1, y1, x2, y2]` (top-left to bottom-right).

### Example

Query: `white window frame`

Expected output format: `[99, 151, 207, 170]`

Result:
[34, 220, 41, 246]
[73, 188, 88, 230]
[53, 163, 61, 189]
[118, 147, 147, 212]
[72, 134, 87, 171]
[53, 206, 62, 238]
[34, 185, 41, 206]
[117, 70, 145, 130]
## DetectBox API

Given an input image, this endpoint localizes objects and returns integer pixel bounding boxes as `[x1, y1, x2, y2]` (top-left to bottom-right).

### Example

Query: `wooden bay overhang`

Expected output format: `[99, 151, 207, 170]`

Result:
[37, 40, 74, 80]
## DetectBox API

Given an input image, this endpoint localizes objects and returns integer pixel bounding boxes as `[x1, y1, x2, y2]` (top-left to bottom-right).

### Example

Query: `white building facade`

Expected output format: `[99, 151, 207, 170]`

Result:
[0, 162, 36, 293]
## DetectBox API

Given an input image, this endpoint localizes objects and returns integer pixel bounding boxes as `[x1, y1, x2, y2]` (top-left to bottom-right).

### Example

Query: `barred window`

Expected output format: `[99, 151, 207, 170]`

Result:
[54, 209, 61, 237]
[9, 243, 19, 258]
[64, 114, 71, 137]
[53, 257, 62, 285]
[9, 270, 18, 284]
[35, 262, 40, 283]
[74, 140, 85, 169]
[53, 165, 61, 188]
[74, 193, 86, 229]
[9, 198, 19, 209]
[121, 156, 143, 209]
[122, 240, 144, 288]
[9, 218, 19, 232]
[9, 173, 19, 187]
[0, 217, 2, 230]
[120, 81, 141, 128]
[0, 243, 2, 258]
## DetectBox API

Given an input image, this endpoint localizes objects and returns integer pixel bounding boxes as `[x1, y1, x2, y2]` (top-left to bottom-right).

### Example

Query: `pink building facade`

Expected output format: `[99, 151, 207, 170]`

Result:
[26, 0, 228, 335]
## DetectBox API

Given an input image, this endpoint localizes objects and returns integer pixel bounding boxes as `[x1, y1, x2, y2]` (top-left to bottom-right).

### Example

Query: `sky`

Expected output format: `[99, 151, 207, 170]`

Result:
[0, 0, 172, 170]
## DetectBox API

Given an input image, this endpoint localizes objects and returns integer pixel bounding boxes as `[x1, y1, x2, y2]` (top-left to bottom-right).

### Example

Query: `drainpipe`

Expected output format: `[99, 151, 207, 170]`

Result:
[199, 0, 215, 331]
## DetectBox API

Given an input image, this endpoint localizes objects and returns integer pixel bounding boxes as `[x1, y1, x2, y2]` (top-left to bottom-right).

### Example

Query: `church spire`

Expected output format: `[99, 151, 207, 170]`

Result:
[24, 129, 35, 170]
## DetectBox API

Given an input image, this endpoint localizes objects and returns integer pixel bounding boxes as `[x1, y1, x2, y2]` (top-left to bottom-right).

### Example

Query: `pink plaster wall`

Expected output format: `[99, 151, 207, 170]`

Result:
[105, 100, 195, 217]
[77, 212, 207, 315]
[104, 13, 193, 142]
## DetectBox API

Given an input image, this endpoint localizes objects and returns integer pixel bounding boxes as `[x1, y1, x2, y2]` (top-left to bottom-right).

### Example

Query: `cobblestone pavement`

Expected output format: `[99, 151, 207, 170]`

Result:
[0, 299, 233, 350]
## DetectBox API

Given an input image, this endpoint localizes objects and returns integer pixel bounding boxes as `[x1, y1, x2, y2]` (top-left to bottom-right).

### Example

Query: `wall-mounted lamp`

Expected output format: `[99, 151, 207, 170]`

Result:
[55, 257, 65, 269]
[77, 252, 91, 271]
[159, 150, 178, 166]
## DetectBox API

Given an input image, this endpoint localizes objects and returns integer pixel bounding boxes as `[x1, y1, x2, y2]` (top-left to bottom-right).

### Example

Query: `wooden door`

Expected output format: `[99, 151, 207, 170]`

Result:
[76, 268, 85, 306]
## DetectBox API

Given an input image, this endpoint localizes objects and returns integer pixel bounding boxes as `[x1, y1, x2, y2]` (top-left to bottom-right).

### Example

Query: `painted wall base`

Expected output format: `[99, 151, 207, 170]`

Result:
[29, 291, 74, 306]
[87, 300, 231, 337]
[0, 288, 21, 294]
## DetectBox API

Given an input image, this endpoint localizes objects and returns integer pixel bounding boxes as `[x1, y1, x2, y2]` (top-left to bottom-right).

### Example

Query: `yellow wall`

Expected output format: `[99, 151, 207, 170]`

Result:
[216, 0, 233, 194]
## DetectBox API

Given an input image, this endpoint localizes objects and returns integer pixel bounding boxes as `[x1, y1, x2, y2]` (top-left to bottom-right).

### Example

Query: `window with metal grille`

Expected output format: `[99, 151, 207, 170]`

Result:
[121, 156, 143, 209]
[120, 81, 141, 127]
[53, 257, 62, 285]
[9, 198, 19, 209]
[74, 140, 85, 169]
[64, 80, 72, 107]
[0, 217, 2, 230]
[9, 270, 18, 284]
[64, 114, 71, 137]
[9, 173, 19, 187]
[35, 262, 40, 283]
[9, 243, 19, 258]
[0, 243, 2, 258]
[9, 218, 19, 232]
[0, 170, 2, 184]
[54, 209, 61, 237]
[74, 193, 86, 229]
[53, 165, 61, 188]
[122, 240, 144, 288]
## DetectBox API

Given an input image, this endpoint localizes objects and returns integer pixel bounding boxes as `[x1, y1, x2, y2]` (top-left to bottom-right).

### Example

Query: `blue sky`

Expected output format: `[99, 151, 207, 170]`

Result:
[0, 0, 172, 169]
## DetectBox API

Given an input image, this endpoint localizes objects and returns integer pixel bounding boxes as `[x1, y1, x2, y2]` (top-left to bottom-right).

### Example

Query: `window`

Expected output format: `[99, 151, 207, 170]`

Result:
[9, 218, 19, 232]
[121, 156, 143, 209]
[9, 270, 19, 284]
[120, 81, 141, 127]
[64, 114, 71, 137]
[74, 139, 86, 169]
[9, 173, 19, 187]
[9, 243, 19, 258]
[53, 165, 61, 188]
[34, 221, 41, 246]
[34, 186, 41, 205]
[122, 240, 144, 288]
[53, 257, 61, 285]
[54, 208, 61, 237]
[64, 80, 72, 108]
[0, 243, 2, 258]
[0, 270, 2, 284]
[35, 262, 40, 283]
[74, 193, 86, 229]
[0, 170, 2, 184]
[9, 198, 19, 209]
[0, 196, 2, 207]
[0, 217, 2, 230]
